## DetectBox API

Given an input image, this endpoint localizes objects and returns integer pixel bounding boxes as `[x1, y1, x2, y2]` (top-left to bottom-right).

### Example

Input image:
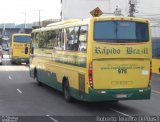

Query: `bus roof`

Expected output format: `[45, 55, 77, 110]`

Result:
[91, 16, 149, 22]
[32, 16, 150, 33]
[12, 33, 31, 36]
[46, 19, 80, 27]
[32, 19, 89, 33]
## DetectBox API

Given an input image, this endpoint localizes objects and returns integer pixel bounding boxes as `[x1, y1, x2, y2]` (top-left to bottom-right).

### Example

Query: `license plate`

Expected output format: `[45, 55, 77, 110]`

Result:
[116, 94, 127, 98]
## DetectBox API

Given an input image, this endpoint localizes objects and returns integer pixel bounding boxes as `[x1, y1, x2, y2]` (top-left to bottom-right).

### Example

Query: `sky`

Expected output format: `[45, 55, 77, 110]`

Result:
[0, 0, 61, 24]
[1, 0, 160, 25]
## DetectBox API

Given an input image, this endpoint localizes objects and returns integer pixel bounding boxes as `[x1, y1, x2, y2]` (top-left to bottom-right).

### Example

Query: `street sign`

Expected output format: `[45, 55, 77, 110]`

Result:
[90, 7, 103, 17]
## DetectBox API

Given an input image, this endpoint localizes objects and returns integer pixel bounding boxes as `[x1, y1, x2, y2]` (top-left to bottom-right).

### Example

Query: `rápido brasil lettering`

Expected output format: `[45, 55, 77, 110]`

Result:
[126, 47, 148, 55]
[94, 47, 148, 55]
[95, 47, 120, 54]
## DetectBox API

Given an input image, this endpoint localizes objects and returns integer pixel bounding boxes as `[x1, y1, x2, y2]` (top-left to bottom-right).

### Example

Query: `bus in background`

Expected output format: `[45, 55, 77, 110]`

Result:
[10, 34, 31, 64]
[152, 37, 160, 73]
[30, 16, 152, 102]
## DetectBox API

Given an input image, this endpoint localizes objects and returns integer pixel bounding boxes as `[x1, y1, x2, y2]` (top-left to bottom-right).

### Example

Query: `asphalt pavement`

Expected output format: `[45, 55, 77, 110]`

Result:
[0, 55, 160, 122]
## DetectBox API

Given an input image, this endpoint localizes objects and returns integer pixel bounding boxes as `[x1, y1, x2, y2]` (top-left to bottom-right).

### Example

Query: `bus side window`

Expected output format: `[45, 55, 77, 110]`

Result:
[65, 27, 79, 51]
[74, 27, 80, 51]
[51, 29, 64, 51]
[43, 31, 54, 49]
[57, 29, 64, 50]
[78, 25, 88, 52]
[66, 27, 74, 51]
[51, 30, 58, 50]
[32, 32, 39, 49]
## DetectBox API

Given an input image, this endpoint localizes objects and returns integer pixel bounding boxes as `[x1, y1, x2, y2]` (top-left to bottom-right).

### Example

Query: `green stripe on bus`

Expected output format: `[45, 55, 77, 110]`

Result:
[37, 68, 62, 91]
[69, 87, 151, 102]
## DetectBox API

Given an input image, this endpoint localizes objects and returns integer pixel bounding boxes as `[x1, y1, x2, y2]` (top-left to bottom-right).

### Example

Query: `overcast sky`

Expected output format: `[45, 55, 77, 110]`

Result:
[0, 0, 160, 24]
[0, 0, 61, 23]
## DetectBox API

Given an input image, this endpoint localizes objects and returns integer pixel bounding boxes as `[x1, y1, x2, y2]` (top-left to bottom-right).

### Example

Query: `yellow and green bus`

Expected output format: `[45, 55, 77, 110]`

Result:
[10, 34, 31, 64]
[30, 16, 152, 102]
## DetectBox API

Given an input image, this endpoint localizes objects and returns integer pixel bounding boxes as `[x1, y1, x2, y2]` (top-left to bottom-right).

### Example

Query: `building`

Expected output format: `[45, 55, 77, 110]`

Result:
[0, 23, 32, 46]
[0, 23, 32, 38]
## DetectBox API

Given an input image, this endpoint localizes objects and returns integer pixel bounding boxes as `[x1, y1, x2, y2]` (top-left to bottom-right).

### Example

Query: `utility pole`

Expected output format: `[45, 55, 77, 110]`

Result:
[39, 10, 41, 28]
[24, 12, 26, 33]
[128, 0, 138, 17]
[61, 0, 62, 20]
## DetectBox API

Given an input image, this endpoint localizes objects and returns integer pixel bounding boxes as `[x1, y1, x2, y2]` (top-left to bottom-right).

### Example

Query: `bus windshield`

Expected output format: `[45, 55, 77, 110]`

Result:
[94, 21, 149, 43]
[14, 36, 31, 43]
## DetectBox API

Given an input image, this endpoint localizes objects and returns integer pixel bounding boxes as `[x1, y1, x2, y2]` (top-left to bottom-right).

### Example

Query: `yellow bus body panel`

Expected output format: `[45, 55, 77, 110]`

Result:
[88, 17, 152, 90]
[30, 16, 151, 101]
[152, 59, 160, 74]
[93, 59, 150, 89]
[32, 49, 88, 92]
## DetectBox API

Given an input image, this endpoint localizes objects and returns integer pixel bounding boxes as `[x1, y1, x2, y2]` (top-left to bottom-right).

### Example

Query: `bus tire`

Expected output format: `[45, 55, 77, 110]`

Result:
[63, 81, 72, 102]
[36, 75, 42, 86]
[35, 70, 42, 86]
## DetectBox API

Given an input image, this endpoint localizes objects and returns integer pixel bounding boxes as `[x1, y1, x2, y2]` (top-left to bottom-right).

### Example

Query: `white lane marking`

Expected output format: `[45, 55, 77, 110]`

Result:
[152, 90, 160, 94]
[9, 76, 12, 80]
[17, 89, 22, 94]
[110, 108, 133, 118]
[46, 115, 59, 122]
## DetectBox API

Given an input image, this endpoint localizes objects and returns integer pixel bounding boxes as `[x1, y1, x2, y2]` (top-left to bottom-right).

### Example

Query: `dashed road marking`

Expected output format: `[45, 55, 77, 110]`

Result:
[46, 115, 59, 122]
[9, 76, 12, 80]
[17, 89, 22, 94]
[152, 90, 160, 94]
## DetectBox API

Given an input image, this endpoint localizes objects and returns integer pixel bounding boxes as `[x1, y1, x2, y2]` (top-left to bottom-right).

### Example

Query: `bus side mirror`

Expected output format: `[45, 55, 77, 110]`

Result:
[25, 47, 28, 54]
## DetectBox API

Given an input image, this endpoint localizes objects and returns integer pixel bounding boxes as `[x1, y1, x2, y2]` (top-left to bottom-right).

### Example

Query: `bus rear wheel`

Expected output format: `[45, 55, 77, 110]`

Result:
[63, 81, 72, 102]
[35, 71, 42, 86]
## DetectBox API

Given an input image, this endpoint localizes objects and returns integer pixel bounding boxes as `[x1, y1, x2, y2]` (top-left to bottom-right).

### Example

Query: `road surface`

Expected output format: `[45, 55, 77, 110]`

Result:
[0, 55, 160, 122]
